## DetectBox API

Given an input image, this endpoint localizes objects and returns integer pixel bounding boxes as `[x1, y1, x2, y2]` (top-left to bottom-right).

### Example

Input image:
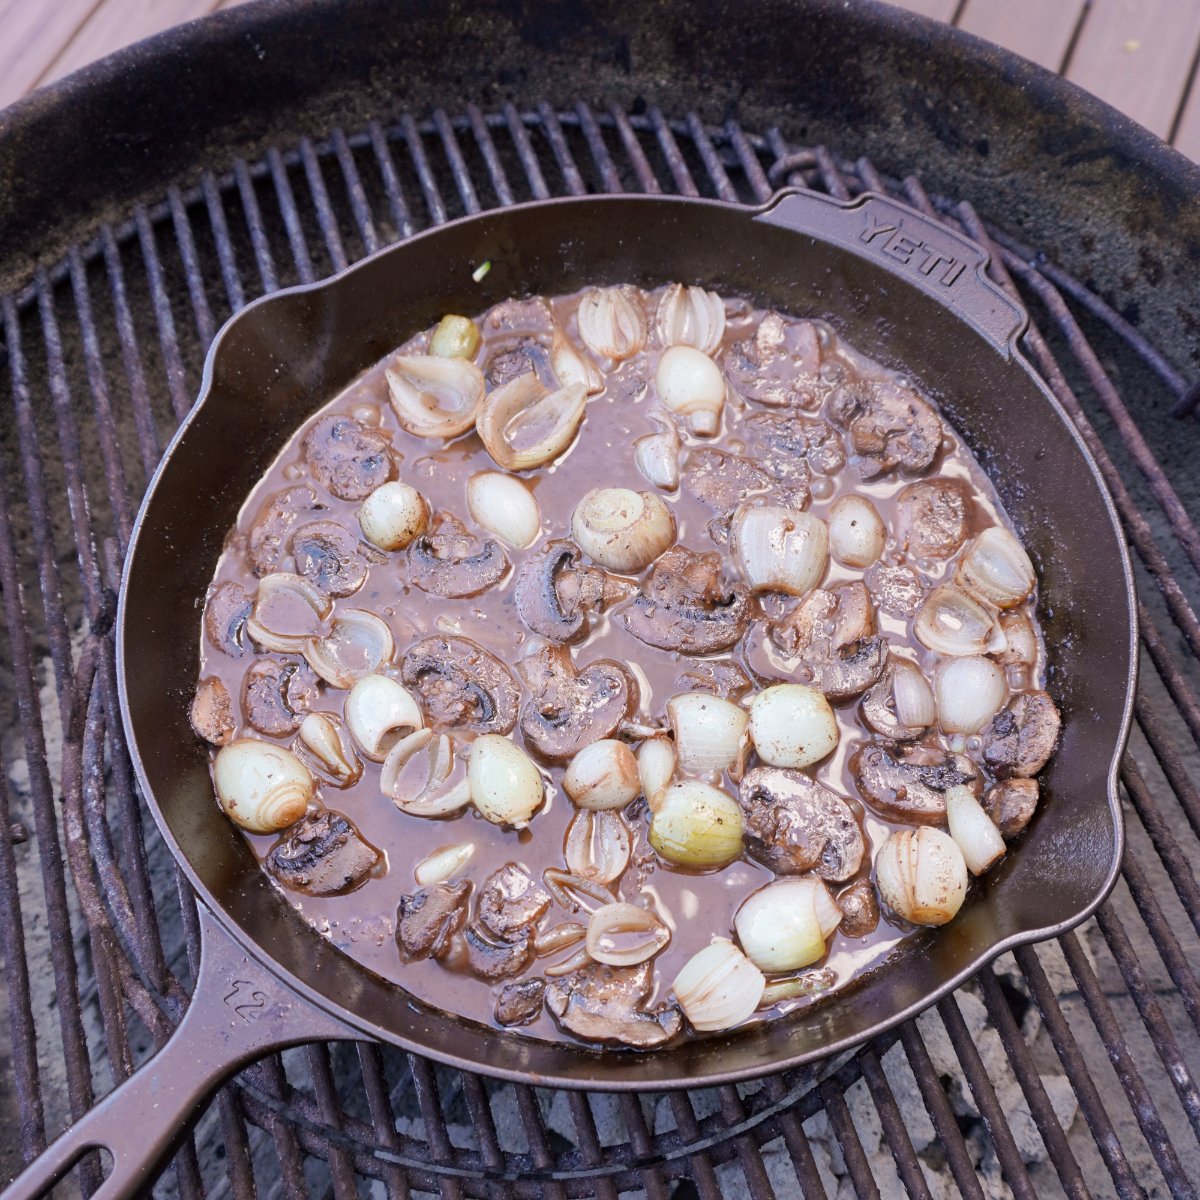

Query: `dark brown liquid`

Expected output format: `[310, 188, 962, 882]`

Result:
[200, 287, 1043, 1046]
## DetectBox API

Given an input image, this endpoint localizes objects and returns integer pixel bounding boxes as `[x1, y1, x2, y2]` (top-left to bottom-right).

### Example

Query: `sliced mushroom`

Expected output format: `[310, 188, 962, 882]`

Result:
[486, 344, 538, 388]
[895, 478, 972, 560]
[722, 312, 823, 409]
[265, 810, 380, 896]
[303, 414, 395, 501]
[514, 540, 631, 644]
[464, 924, 534, 981]
[247, 485, 328, 577]
[291, 520, 382, 598]
[849, 742, 978, 823]
[190, 677, 235, 745]
[397, 880, 471, 960]
[681, 448, 774, 513]
[518, 643, 638, 764]
[495, 978, 546, 1027]
[242, 658, 320, 736]
[827, 379, 943, 478]
[408, 512, 509, 598]
[981, 691, 1061, 779]
[743, 410, 846, 478]
[478, 864, 552, 940]
[738, 767, 865, 881]
[837, 880, 880, 937]
[982, 778, 1040, 838]
[204, 581, 254, 656]
[621, 544, 753, 655]
[674, 658, 754, 702]
[865, 562, 926, 619]
[401, 636, 521, 733]
[545, 960, 682, 1048]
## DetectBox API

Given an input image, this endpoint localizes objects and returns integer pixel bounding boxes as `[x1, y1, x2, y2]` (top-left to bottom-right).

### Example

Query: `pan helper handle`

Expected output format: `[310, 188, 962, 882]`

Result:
[5, 906, 358, 1200]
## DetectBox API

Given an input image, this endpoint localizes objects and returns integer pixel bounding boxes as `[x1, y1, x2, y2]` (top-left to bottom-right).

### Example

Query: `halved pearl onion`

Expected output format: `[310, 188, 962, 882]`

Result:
[305, 610, 396, 689]
[245, 572, 331, 654]
[956, 527, 1035, 609]
[550, 325, 604, 394]
[827, 494, 885, 568]
[637, 736, 676, 810]
[734, 878, 840, 973]
[213, 739, 314, 834]
[634, 426, 681, 491]
[344, 673, 424, 761]
[562, 739, 640, 810]
[945, 784, 1006, 876]
[648, 780, 744, 870]
[386, 354, 485, 438]
[586, 902, 670, 967]
[655, 283, 726, 355]
[730, 504, 828, 596]
[429, 314, 481, 360]
[577, 286, 647, 360]
[998, 610, 1038, 667]
[934, 655, 1007, 734]
[914, 585, 1006, 657]
[476, 375, 588, 471]
[875, 827, 967, 926]
[414, 841, 476, 886]
[382, 729, 471, 817]
[466, 472, 541, 549]
[357, 481, 430, 551]
[294, 713, 362, 787]
[467, 734, 545, 828]
[892, 658, 938, 730]
[655, 345, 726, 436]
[673, 939, 765, 1032]
[667, 692, 749, 775]
[571, 487, 676, 573]
[564, 809, 633, 884]
[749, 684, 838, 769]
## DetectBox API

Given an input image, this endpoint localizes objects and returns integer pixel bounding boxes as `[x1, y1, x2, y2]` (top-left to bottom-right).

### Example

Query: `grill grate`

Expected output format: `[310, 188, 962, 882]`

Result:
[0, 105, 1197, 1199]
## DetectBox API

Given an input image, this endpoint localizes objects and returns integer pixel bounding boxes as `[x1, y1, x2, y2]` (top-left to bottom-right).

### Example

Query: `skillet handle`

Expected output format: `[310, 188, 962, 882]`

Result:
[3, 906, 358, 1200]
[756, 189, 1027, 354]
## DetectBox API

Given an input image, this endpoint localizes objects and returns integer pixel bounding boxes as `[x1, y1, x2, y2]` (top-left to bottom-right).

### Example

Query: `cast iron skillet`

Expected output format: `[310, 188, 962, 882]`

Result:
[10, 189, 1135, 1199]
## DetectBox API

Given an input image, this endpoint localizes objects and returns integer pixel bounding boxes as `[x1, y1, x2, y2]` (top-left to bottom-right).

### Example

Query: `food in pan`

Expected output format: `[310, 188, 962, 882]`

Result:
[193, 282, 1060, 1048]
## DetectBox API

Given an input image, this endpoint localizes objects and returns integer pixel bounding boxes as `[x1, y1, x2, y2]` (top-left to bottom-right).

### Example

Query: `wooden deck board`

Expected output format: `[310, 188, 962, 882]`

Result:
[957, 0, 1086, 73]
[0, 0, 103, 110]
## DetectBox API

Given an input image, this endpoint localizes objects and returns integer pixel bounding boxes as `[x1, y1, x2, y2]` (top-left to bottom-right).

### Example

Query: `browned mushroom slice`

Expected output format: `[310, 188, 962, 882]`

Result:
[496, 978, 546, 1027]
[721, 312, 823, 409]
[738, 767, 865, 881]
[674, 658, 754, 702]
[837, 880, 880, 937]
[981, 692, 1061, 779]
[242, 657, 320, 736]
[464, 924, 534, 981]
[190, 676, 235, 745]
[545, 960, 682, 1047]
[266, 810, 379, 896]
[247, 484, 328, 577]
[478, 863, 552, 939]
[849, 742, 978, 823]
[303, 414, 395, 501]
[291, 520, 382, 598]
[400, 636, 521, 733]
[518, 643, 638, 764]
[865, 562, 926, 619]
[827, 378, 942, 478]
[204, 580, 254, 655]
[408, 512, 509, 598]
[397, 880, 471, 960]
[982, 778, 1040, 838]
[681, 448, 774, 512]
[895, 478, 972, 560]
[621, 544, 753, 656]
[514, 540, 630, 643]
[744, 410, 846, 478]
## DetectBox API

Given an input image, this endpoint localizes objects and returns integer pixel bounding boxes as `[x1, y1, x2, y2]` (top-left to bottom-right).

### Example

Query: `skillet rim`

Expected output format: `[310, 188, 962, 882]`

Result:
[117, 189, 1136, 1089]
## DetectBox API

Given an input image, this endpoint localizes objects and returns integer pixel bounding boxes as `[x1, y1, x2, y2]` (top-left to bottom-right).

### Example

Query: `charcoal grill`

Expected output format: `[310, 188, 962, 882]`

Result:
[0, 1, 1198, 1196]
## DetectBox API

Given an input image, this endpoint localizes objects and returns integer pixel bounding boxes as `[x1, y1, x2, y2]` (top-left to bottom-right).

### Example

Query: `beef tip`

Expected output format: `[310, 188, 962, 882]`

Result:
[982, 691, 1061, 779]
[408, 512, 509, 598]
[545, 961, 682, 1047]
[464, 924, 534, 981]
[837, 880, 880, 937]
[895, 478, 972, 560]
[247, 485, 328, 577]
[744, 410, 846, 478]
[738, 767, 865, 881]
[243, 657, 320, 736]
[401, 636, 521, 733]
[850, 742, 978, 823]
[266, 810, 379, 896]
[827, 379, 942, 478]
[478, 864, 552, 939]
[495, 978, 546, 1027]
[204, 580, 254, 656]
[621, 544, 753, 656]
[518, 643, 638, 764]
[866, 562, 926, 619]
[190, 676, 235, 745]
[397, 880, 471, 959]
[291, 519, 382, 597]
[983, 778, 1040, 839]
[303, 415, 395, 501]
[682, 448, 774, 512]
[674, 658, 754, 701]
[515, 540, 630, 644]
[722, 313, 823, 409]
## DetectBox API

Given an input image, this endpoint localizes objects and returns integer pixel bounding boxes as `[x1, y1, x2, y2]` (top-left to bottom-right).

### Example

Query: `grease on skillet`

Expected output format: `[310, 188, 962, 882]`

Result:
[194, 285, 1060, 1048]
